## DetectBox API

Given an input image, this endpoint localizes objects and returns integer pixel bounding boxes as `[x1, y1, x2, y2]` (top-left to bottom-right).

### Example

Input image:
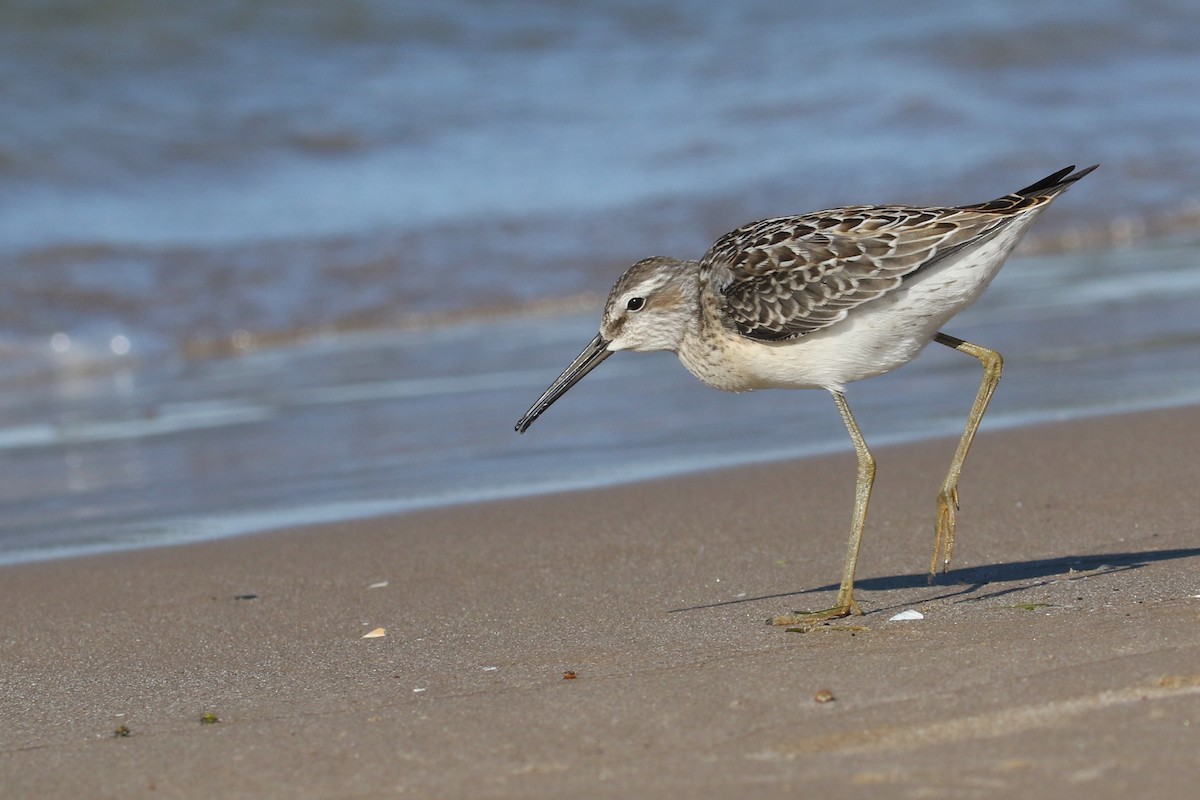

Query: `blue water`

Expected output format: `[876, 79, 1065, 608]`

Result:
[3, 235, 1199, 565]
[2, 0, 1200, 563]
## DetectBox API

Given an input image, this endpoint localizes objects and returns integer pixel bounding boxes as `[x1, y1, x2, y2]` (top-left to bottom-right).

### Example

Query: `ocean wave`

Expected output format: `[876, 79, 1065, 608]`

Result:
[3, 0, 1200, 371]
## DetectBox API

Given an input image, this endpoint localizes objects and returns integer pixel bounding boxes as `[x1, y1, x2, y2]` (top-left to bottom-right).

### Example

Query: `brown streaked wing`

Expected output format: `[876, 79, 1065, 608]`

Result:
[704, 206, 1010, 342]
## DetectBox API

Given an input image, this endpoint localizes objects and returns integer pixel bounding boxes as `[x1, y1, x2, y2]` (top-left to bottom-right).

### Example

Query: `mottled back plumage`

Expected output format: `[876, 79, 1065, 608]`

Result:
[704, 164, 1095, 341]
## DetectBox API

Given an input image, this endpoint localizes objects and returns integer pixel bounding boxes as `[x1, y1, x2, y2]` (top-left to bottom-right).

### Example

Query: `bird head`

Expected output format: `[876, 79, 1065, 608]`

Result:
[515, 257, 699, 433]
[599, 256, 699, 354]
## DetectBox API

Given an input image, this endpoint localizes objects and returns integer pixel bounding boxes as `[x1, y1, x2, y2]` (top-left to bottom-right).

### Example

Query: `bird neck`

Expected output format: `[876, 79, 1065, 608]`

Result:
[667, 264, 704, 351]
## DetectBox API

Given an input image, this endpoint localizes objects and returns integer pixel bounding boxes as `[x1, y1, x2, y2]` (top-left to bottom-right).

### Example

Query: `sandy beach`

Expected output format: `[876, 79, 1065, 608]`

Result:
[3, 404, 1200, 798]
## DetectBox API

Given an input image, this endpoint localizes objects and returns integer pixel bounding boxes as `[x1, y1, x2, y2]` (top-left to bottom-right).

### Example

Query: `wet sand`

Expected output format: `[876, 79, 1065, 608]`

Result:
[3, 406, 1200, 798]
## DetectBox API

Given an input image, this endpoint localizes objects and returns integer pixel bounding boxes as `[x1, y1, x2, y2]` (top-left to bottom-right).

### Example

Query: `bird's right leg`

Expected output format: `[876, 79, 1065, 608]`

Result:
[929, 332, 1003, 579]
[770, 391, 872, 625]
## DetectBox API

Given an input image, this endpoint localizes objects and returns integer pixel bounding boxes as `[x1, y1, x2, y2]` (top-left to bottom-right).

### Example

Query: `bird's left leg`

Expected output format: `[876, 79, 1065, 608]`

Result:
[930, 332, 1004, 578]
[770, 391, 872, 625]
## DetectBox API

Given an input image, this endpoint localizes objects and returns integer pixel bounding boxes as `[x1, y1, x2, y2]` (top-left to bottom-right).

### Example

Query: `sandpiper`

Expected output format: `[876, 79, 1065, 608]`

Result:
[515, 165, 1096, 623]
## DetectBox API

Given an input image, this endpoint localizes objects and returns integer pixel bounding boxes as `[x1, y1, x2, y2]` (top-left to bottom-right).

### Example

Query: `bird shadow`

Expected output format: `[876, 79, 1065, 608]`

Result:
[668, 547, 1200, 615]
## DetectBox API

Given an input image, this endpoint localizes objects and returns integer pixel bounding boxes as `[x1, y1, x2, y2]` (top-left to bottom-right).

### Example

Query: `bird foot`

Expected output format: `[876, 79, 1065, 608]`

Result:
[768, 599, 862, 627]
[930, 485, 960, 579]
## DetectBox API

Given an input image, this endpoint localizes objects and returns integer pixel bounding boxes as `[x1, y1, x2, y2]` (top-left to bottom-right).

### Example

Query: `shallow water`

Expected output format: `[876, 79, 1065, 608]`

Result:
[3, 1, 1200, 562]
[3, 0, 1200, 362]
[1, 236, 1198, 565]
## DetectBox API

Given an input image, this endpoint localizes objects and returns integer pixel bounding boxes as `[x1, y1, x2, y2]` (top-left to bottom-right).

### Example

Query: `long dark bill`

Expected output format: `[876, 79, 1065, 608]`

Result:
[515, 333, 613, 433]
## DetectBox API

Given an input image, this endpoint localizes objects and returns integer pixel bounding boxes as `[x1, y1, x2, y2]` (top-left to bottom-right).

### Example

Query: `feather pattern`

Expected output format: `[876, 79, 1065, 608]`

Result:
[703, 165, 1095, 342]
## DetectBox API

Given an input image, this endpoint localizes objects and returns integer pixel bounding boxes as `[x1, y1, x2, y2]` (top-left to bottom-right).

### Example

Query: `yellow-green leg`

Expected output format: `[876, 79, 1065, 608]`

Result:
[930, 332, 1004, 578]
[770, 391, 872, 625]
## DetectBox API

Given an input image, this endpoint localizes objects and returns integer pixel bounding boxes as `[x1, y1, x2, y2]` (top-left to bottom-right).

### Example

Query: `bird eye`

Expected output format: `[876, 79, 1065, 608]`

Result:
[626, 297, 645, 311]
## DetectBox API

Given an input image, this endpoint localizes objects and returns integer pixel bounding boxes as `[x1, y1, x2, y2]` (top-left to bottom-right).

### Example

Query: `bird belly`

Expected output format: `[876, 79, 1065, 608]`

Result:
[709, 315, 934, 392]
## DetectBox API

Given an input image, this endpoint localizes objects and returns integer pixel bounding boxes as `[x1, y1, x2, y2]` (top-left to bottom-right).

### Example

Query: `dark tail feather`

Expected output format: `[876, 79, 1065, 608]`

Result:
[1015, 164, 1099, 198]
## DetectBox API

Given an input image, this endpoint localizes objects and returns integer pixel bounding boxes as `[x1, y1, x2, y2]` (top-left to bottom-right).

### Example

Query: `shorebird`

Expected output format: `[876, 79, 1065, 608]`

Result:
[515, 165, 1096, 623]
